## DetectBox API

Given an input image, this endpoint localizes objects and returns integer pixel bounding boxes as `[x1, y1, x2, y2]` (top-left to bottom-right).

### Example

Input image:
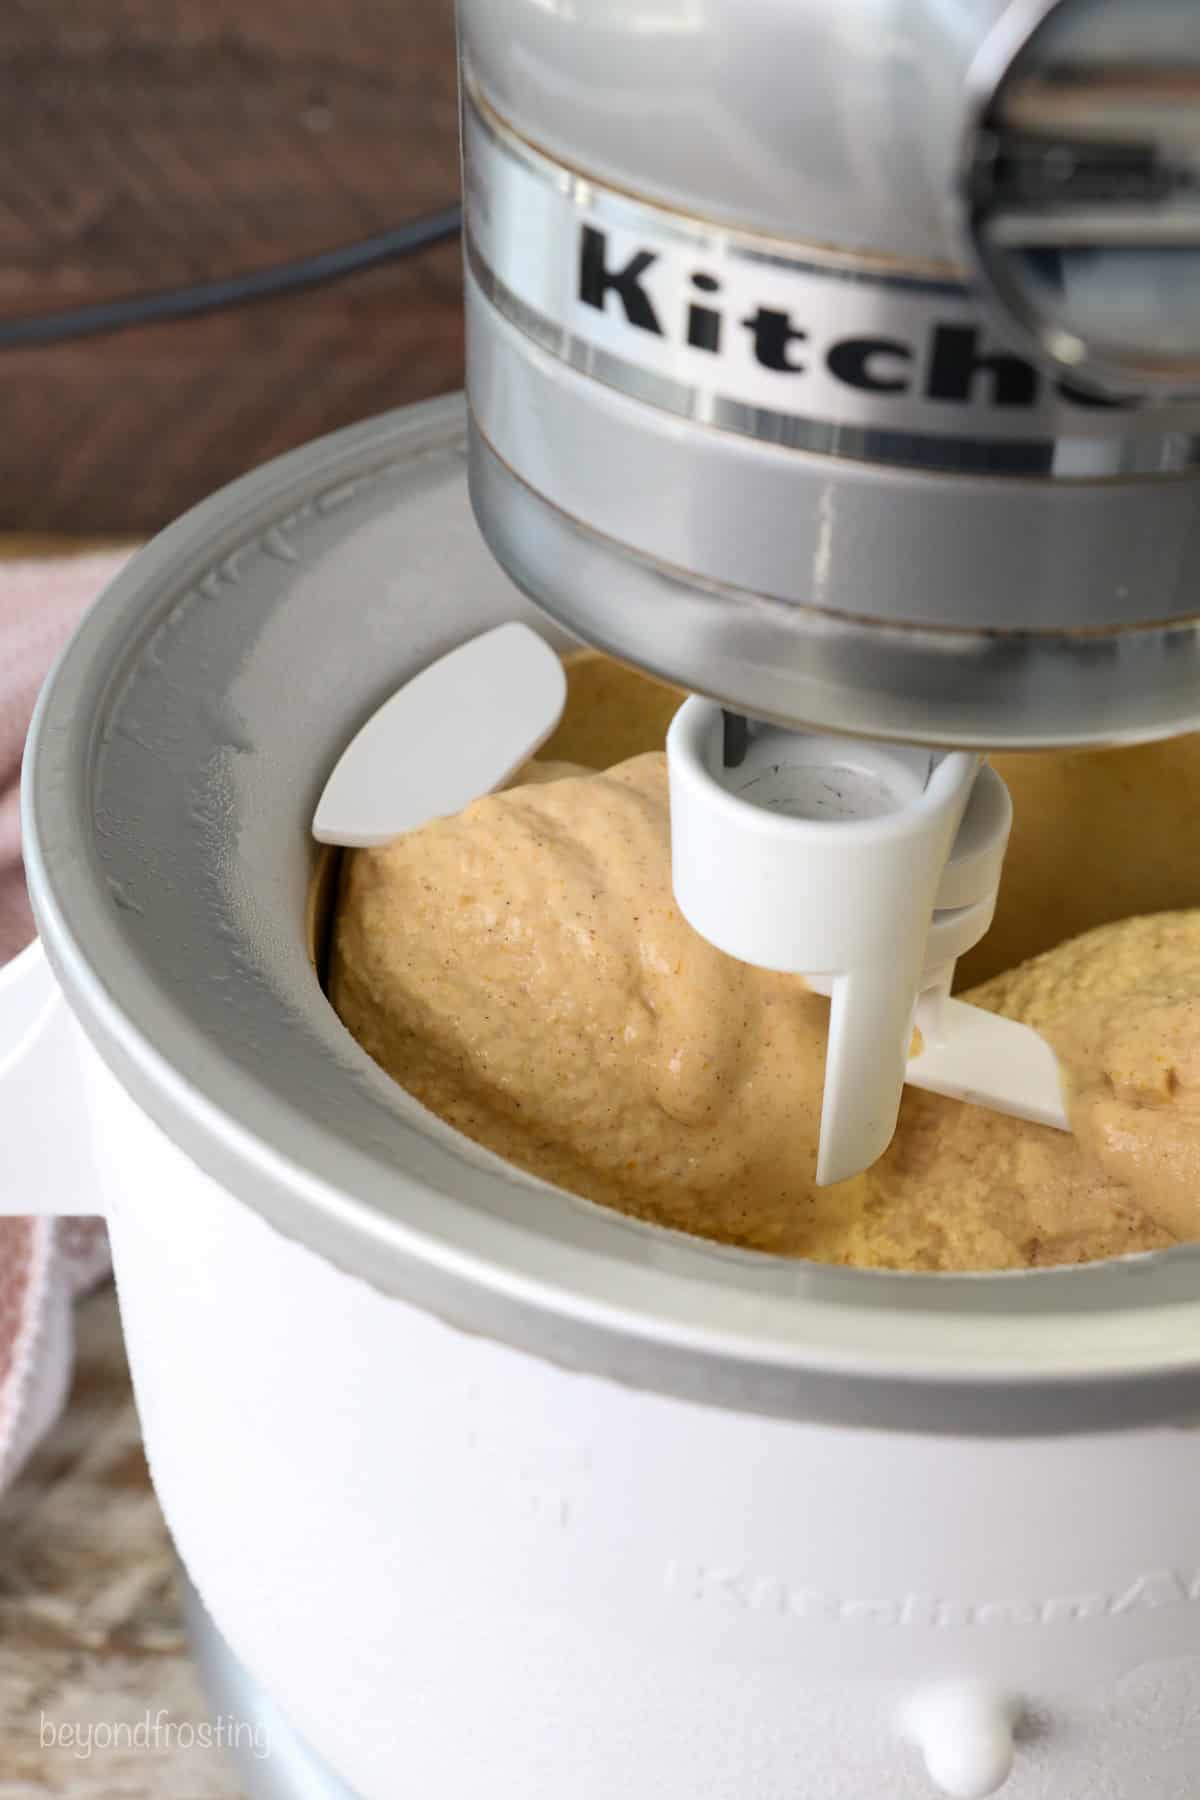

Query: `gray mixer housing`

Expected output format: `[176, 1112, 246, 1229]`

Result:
[458, 0, 1200, 748]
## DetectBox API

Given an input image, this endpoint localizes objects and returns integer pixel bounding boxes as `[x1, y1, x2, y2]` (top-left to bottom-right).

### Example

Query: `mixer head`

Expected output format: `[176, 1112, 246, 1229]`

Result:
[457, 0, 1200, 750]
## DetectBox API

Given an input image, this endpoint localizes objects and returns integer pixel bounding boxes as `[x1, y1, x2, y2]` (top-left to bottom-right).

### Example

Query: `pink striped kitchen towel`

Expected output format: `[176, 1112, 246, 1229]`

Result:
[0, 549, 133, 1489]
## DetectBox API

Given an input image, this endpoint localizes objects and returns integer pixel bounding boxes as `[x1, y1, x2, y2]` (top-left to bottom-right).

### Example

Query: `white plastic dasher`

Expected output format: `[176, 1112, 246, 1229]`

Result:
[666, 699, 1068, 1185]
[313, 622, 566, 847]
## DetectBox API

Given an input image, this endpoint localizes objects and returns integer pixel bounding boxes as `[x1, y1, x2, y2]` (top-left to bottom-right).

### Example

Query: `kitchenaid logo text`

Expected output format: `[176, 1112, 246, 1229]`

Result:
[665, 1560, 1200, 1627]
[579, 226, 1123, 415]
[464, 85, 1200, 452]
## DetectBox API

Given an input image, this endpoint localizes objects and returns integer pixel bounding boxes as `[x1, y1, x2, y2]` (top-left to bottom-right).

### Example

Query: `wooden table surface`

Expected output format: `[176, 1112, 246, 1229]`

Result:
[0, 1284, 244, 1798]
[0, 0, 463, 536]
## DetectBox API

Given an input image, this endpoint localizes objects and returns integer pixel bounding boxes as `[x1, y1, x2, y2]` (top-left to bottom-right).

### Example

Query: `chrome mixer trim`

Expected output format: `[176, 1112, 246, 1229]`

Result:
[466, 237, 1200, 480]
[469, 413, 1200, 751]
[463, 76, 1200, 481]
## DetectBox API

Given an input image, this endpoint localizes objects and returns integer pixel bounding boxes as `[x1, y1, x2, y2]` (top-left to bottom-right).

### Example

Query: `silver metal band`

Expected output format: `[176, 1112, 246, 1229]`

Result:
[463, 75, 1200, 480]
[465, 239, 1200, 479]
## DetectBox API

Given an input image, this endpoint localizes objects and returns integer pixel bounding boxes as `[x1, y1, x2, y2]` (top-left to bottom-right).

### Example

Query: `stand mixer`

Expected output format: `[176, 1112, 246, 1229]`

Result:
[452, 0, 1200, 1184]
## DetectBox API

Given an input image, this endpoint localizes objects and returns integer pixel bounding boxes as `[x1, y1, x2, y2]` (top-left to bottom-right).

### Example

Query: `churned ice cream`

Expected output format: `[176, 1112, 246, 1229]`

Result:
[329, 653, 1200, 1272]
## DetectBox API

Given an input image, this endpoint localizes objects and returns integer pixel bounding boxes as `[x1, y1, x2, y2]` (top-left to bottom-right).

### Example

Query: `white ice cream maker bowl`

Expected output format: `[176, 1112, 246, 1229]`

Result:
[1, 401, 1200, 1800]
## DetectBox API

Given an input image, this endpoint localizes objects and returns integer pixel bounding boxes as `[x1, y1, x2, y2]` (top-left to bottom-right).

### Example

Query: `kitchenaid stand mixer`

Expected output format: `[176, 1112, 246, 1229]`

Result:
[455, 0, 1200, 1183]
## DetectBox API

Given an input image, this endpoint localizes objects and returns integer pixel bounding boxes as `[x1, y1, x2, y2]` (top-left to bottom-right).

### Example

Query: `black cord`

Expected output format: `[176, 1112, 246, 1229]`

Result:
[0, 205, 462, 349]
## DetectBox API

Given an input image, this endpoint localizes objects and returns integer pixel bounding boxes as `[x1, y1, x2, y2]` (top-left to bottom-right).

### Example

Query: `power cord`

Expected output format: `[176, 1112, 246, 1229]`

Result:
[0, 205, 462, 349]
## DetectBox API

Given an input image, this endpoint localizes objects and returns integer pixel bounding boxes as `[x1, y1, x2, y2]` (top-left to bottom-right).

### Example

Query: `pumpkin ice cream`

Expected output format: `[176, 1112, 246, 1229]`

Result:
[329, 655, 1200, 1273]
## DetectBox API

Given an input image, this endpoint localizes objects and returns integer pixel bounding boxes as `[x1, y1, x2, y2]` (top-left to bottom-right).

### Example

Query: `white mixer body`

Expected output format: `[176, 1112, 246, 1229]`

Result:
[3, 402, 1200, 1797]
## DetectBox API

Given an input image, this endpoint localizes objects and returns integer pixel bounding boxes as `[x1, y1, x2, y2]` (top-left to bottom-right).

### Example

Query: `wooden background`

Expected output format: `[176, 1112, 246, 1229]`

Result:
[0, 0, 464, 534]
